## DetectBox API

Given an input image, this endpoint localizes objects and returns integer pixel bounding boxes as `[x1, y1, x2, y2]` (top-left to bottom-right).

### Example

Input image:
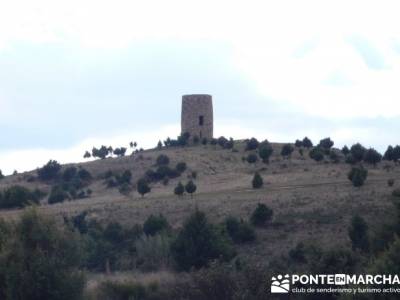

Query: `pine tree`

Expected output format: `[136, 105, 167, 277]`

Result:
[185, 180, 197, 198]
[252, 172, 263, 189]
[174, 182, 184, 196]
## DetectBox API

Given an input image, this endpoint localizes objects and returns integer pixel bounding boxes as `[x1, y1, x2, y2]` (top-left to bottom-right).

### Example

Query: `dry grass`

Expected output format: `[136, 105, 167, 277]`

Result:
[0, 141, 398, 266]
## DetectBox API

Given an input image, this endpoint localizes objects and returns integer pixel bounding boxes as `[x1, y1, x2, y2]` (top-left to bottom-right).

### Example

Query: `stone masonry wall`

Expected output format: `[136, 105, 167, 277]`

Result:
[181, 94, 213, 141]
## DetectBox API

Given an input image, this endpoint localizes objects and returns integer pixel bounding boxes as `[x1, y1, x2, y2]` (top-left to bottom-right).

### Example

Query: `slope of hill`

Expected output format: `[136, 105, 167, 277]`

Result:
[0, 140, 398, 266]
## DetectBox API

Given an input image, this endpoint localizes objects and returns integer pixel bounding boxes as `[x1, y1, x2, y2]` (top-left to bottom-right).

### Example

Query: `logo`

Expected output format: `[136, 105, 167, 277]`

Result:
[271, 274, 290, 293]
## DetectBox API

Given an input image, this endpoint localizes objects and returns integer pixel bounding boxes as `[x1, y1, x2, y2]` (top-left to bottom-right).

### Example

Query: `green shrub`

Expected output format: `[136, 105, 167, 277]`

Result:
[318, 137, 334, 150]
[37, 160, 61, 181]
[295, 139, 303, 147]
[348, 166, 368, 187]
[258, 141, 273, 163]
[113, 147, 127, 157]
[171, 210, 235, 271]
[143, 214, 169, 236]
[137, 178, 151, 197]
[245, 138, 259, 151]
[224, 217, 256, 243]
[0, 185, 44, 209]
[0, 170, 4, 180]
[383, 145, 394, 161]
[118, 183, 132, 195]
[369, 236, 400, 276]
[246, 153, 258, 163]
[252, 172, 263, 189]
[302, 137, 313, 148]
[185, 180, 197, 198]
[48, 185, 69, 204]
[350, 143, 366, 162]
[281, 144, 294, 158]
[174, 182, 185, 196]
[156, 154, 170, 166]
[62, 166, 77, 181]
[288, 242, 307, 263]
[0, 209, 84, 300]
[176, 162, 187, 173]
[217, 136, 228, 148]
[309, 147, 324, 162]
[345, 153, 356, 164]
[329, 150, 340, 163]
[348, 215, 369, 253]
[250, 203, 273, 226]
[363, 148, 382, 165]
[392, 189, 400, 197]
[135, 233, 172, 271]
[312, 248, 358, 274]
[224, 138, 234, 149]
[342, 145, 350, 155]
[92, 145, 111, 159]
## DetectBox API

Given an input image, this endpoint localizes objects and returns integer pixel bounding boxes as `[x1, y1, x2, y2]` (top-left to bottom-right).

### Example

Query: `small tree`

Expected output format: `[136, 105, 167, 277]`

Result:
[224, 138, 234, 149]
[0, 170, 4, 180]
[174, 182, 185, 196]
[83, 151, 91, 159]
[224, 216, 256, 243]
[246, 154, 258, 163]
[302, 137, 313, 148]
[92, 146, 110, 159]
[348, 166, 368, 187]
[383, 145, 394, 161]
[170, 210, 235, 271]
[259, 143, 273, 163]
[363, 148, 382, 166]
[245, 138, 259, 151]
[348, 215, 369, 253]
[137, 178, 151, 197]
[295, 139, 303, 147]
[48, 185, 69, 204]
[281, 144, 294, 158]
[0, 209, 84, 300]
[342, 145, 350, 155]
[156, 154, 170, 166]
[250, 203, 273, 226]
[185, 180, 197, 198]
[252, 172, 263, 189]
[345, 154, 356, 165]
[37, 160, 62, 181]
[143, 214, 169, 236]
[350, 143, 366, 162]
[175, 162, 187, 173]
[319, 137, 334, 150]
[309, 147, 324, 162]
[113, 147, 127, 157]
[157, 140, 163, 149]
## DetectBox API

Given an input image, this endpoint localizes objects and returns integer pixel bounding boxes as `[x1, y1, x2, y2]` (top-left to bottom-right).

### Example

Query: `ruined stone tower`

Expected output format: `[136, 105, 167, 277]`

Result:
[181, 94, 213, 141]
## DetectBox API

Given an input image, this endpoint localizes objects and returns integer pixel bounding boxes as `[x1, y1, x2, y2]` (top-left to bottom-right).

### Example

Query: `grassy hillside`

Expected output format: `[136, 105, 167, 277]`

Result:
[0, 140, 398, 268]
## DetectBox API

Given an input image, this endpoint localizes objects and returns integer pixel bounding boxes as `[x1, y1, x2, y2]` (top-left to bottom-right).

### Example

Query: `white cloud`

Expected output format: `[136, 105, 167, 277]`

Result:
[0, 124, 179, 175]
[0, 0, 400, 173]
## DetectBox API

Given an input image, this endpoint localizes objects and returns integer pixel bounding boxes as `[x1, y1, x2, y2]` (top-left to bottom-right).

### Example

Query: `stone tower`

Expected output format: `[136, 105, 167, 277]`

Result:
[181, 94, 213, 141]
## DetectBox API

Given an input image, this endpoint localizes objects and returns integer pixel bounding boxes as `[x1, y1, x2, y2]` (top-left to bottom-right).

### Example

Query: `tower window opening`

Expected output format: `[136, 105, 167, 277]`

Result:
[199, 115, 204, 126]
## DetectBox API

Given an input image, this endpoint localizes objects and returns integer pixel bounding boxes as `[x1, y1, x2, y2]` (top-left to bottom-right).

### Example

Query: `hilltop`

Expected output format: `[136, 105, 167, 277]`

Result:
[0, 139, 398, 267]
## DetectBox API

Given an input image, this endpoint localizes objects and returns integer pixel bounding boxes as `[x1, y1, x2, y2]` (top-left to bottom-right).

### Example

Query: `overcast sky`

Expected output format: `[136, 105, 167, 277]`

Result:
[1, 0, 400, 174]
